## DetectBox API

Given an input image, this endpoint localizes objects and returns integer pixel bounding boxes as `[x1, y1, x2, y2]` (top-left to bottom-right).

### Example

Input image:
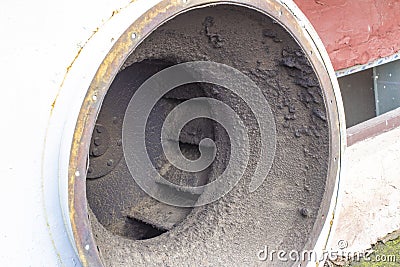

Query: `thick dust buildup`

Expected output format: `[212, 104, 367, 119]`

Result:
[87, 5, 330, 267]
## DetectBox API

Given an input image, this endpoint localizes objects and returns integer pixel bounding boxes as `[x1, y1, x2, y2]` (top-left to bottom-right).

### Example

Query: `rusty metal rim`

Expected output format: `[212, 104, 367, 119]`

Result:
[68, 0, 344, 266]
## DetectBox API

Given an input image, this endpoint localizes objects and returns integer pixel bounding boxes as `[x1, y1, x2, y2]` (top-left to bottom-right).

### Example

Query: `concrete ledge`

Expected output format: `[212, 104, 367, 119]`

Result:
[347, 107, 400, 146]
[331, 125, 400, 252]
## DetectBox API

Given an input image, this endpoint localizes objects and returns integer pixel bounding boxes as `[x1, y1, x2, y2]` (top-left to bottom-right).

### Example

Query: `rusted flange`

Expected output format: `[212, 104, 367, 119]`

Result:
[68, 1, 344, 266]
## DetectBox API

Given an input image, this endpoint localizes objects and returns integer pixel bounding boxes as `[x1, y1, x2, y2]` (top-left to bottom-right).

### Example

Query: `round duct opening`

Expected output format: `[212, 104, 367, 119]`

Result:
[68, 2, 343, 266]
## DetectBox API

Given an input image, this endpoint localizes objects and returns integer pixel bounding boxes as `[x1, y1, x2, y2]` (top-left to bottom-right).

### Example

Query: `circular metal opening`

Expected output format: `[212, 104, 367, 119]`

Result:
[69, 2, 342, 266]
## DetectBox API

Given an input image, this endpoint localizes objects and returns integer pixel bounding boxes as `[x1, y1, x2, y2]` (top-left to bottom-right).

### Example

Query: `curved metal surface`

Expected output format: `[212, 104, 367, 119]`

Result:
[66, 0, 345, 266]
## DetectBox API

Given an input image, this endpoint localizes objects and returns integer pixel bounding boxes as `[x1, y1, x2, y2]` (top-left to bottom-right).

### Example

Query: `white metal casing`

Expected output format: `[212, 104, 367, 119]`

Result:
[0, 0, 345, 266]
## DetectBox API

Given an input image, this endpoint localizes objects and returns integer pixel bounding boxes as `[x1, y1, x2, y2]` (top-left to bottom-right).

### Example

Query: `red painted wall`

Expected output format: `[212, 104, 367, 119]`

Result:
[294, 0, 400, 70]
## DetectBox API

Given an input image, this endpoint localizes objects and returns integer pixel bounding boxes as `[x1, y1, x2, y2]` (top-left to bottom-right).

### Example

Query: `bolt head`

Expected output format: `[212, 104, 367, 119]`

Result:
[94, 137, 102, 146]
[92, 147, 101, 157]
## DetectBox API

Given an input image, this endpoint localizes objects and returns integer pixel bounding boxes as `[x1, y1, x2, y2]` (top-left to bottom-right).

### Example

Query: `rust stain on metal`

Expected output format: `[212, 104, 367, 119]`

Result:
[51, 1, 134, 112]
[40, 1, 146, 266]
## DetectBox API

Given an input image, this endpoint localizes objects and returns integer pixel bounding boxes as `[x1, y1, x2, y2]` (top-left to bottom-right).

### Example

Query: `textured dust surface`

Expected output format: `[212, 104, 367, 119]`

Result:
[88, 5, 330, 266]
